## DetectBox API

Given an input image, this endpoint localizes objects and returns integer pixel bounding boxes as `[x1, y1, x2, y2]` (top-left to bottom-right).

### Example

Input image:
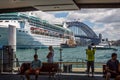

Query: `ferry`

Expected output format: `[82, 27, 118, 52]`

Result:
[92, 41, 117, 50]
[0, 13, 75, 49]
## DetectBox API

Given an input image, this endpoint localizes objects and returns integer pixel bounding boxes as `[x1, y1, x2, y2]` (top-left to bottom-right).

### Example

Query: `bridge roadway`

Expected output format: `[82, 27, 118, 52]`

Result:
[75, 35, 99, 40]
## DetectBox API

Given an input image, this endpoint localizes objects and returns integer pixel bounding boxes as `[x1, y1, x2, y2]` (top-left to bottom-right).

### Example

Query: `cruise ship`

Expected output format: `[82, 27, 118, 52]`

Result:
[0, 13, 74, 49]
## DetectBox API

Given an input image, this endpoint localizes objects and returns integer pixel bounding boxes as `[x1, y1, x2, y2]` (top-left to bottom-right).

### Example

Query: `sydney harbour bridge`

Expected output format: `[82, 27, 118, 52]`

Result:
[65, 21, 101, 45]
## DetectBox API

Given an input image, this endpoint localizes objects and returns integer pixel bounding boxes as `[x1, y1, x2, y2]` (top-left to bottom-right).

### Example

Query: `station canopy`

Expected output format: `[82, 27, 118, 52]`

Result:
[0, 0, 120, 13]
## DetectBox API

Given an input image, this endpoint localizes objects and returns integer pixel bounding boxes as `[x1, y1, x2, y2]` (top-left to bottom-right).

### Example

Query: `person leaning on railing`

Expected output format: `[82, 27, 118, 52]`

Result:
[25, 54, 42, 80]
[105, 53, 120, 80]
[46, 46, 54, 63]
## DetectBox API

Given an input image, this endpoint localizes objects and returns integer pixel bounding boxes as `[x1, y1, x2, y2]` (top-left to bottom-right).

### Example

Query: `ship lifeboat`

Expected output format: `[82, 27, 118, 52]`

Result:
[30, 27, 34, 30]
[44, 30, 48, 35]
[39, 28, 43, 32]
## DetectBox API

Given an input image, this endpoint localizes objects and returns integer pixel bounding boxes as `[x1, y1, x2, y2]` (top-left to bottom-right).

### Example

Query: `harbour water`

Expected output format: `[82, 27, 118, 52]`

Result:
[16, 46, 120, 67]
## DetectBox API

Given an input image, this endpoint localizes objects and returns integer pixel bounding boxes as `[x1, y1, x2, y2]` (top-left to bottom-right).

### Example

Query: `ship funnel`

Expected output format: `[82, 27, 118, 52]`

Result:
[63, 22, 68, 28]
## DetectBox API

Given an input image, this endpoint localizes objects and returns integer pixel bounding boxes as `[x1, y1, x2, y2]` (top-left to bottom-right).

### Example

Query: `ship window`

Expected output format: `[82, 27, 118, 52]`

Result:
[5, 21, 9, 22]
[19, 30, 21, 32]
[19, 21, 25, 28]
[0, 21, 3, 22]
[26, 31, 28, 33]
[0, 35, 1, 37]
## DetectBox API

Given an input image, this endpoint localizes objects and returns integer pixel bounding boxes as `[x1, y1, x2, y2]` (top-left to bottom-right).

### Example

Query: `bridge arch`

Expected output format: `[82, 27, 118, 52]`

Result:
[65, 21, 100, 44]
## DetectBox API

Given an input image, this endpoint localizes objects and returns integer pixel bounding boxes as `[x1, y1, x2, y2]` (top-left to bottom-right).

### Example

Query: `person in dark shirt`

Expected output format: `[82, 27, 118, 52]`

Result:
[115, 75, 120, 80]
[105, 53, 119, 80]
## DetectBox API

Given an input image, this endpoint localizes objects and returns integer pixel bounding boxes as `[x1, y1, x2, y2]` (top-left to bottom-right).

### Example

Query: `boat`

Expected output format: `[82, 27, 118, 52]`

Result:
[92, 41, 117, 50]
[60, 43, 77, 48]
[0, 13, 75, 49]
[60, 37, 77, 48]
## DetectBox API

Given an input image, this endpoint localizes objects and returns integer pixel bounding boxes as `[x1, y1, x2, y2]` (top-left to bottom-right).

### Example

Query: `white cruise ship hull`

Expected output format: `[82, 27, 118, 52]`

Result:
[0, 27, 66, 49]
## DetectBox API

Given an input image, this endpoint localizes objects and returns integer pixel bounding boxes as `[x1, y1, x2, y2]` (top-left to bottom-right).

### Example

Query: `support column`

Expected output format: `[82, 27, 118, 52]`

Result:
[8, 25, 16, 69]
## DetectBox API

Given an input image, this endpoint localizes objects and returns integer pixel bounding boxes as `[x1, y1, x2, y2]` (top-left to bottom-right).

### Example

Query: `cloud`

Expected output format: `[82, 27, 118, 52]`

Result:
[93, 23, 120, 40]
[27, 9, 120, 40]
[66, 9, 120, 23]
[26, 11, 65, 24]
[65, 9, 120, 40]
[95, 9, 120, 23]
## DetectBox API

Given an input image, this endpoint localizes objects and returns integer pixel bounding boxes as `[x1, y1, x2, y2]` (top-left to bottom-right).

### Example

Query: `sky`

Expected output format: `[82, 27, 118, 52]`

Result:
[29, 9, 120, 41]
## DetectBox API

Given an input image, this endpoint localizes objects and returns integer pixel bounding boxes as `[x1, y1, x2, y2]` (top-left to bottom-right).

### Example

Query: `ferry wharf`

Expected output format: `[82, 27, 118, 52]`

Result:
[0, 64, 106, 80]
[0, 72, 105, 80]
[0, 46, 107, 80]
[0, 60, 106, 80]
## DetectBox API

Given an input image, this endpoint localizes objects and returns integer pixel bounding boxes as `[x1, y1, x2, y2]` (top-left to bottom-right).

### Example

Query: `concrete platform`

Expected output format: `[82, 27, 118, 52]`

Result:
[0, 73, 106, 80]
[0, 66, 106, 80]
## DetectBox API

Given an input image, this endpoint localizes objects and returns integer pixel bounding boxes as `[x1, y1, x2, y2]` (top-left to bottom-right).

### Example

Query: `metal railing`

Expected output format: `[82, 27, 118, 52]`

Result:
[0, 45, 114, 73]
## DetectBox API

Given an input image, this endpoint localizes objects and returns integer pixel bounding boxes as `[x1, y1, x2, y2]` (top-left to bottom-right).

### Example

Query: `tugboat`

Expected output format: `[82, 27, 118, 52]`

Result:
[60, 37, 77, 48]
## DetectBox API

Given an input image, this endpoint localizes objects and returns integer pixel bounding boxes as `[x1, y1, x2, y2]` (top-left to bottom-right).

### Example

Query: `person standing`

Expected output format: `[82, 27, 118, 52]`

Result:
[25, 54, 42, 80]
[105, 53, 119, 80]
[86, 45, 96, 77]
[46, 46, 54, 63]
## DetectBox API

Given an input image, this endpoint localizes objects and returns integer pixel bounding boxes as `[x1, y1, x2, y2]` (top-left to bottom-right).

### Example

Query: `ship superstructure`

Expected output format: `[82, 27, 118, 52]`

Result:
[0, 13, 74, 48]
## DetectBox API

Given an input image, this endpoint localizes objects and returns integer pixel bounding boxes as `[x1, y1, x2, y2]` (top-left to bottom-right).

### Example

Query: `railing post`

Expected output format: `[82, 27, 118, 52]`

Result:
[34, 48, 38, 54]
[58, 47, 63, 80]
[76, 58, 79, 68]
[82, 59, 84, 68]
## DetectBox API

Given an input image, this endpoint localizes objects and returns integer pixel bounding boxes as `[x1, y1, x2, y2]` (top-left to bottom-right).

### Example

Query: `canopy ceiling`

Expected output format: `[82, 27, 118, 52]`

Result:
[0, 0, 120, 13]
